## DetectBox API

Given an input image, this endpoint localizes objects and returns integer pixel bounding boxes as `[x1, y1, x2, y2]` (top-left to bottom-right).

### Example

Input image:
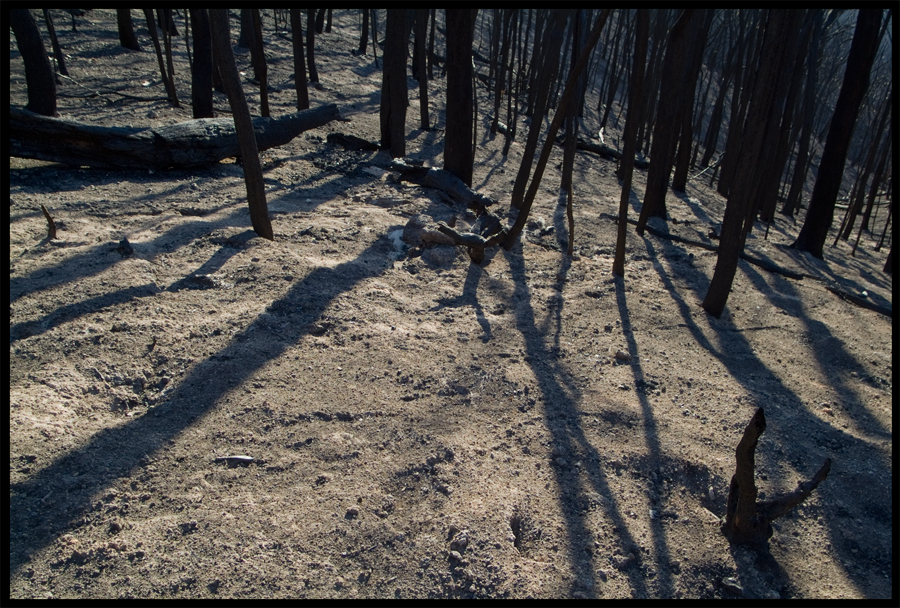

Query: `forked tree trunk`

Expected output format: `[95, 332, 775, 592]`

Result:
[722, 408, 831, 546]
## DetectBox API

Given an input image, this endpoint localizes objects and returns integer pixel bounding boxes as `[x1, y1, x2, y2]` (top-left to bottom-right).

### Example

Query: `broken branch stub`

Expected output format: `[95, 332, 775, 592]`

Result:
[721, 408, 832, 546]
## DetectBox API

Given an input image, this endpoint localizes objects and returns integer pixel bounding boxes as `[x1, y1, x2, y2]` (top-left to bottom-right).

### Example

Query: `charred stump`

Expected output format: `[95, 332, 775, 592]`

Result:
[722, 408, 832, 546]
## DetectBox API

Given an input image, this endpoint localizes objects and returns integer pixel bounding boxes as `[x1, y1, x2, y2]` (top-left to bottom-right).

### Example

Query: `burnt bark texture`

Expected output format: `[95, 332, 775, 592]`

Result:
[10, 9, 57, 117]
[702, 9, 801, 318]
[189, 9, 214, 119]
[9, 105, 339, 171]
[209, 9, 273, 240]
[613, 9, 649, 278]
[116, 8, 142, 51]
[291, 9, 310, 111]
[444, 9, 478, 186]
[792, 9, 884, 258]
[722, 408, 832, 546]
[380, 9, 412, 158]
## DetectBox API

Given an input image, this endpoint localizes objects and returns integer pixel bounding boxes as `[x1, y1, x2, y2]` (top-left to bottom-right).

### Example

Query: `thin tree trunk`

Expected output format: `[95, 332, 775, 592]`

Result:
[249, 9, 270, 117]
[614, 9, 649, 277]
[42, 9, 69, 77]
[703, 10, 801, 318]
[503, 10, 611, 249]
[306, 9, 319, 83]
[143, 9, 179, 107]
[208, 9, 273, 240]
[291, 10, 309, 110]
[792, 9, 883, 258]
[415, 9, 430, 129]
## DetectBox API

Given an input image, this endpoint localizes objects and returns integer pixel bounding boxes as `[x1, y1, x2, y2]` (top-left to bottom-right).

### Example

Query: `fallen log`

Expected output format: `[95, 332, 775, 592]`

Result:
[556, 136, 650, 169]
[9, 104, 340, 171]
[390, 159, 498, 213]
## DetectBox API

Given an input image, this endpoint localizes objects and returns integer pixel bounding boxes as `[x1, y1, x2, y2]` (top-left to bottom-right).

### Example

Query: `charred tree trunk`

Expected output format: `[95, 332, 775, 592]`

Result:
[357, 9, 369, 56]
[249, 9, 270, 117]
[503, 10, 611, 250]
[10, 8, 57, 117]
[306, 9, 319, 83]
[792, 9, 883, 259]
[613, 9, 649, 278]
[636, 10, 699, 233]
[143, 9, 179, 107]
[291, 9, 310, 111]
[189, 9, 214, 119]
[702, 9, 801, 318]
[414, 9, 430, 129]
[42, 9, 69, 77]
[722, 408, 831, 546]
[380, 9, 411, 158]
[116, 8, 142, 51]
[444, 9, 478, 186]
[209, 9, 273, 240]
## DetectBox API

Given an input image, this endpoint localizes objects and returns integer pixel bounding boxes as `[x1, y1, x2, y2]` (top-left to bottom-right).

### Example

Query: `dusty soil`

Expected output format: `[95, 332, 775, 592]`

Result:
[9, 10, 893, 600]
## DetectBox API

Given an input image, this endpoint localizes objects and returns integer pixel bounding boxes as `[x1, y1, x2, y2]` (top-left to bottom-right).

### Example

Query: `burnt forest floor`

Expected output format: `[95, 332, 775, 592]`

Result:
[9, 9, 893, 600]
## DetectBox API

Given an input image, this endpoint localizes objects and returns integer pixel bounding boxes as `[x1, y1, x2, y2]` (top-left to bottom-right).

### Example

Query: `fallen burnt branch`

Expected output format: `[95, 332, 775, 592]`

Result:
[9, 104, 340, 170]
[40, 205, 57, 240]
[556, 136, 650, 169]
[722, 408, 831, 546]
[326, 132, 380, 151]
[390, 159, 497, 213]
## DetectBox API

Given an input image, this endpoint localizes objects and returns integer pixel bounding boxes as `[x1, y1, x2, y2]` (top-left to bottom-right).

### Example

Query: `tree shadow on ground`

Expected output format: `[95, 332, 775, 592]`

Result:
[503, 242, 654, 598]
[641, 235, 891, 598]
[9, 235, 395, 578]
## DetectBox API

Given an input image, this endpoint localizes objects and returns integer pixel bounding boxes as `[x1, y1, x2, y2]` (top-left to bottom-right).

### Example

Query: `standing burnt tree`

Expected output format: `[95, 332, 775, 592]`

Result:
[792, 9, 884, 259]
[702, 9, 803, 318]
[636, 9, 709, 234]
[291, 9, 310, 110]
[444, 9, 478, 186]
[380, 9, 412, 158]
[208, 9, 273, 240]
[116, 8, 142, 51]
[10, 9, 57, 117]
[189, 9, 213, 119]
[613, 9, 649, 277]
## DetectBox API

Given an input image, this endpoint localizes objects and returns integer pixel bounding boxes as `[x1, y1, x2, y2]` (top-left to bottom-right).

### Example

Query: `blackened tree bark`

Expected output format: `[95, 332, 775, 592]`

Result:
[208, 9, 273, 240]
[840, 92, 890, 240]
[782, 10, 825, 217]
[237, 9, 252, 48]
[503, 10, 611, 250]
[444, 9, 478, 186]
[159, 9, 180, 108]
[792, 9, 884, 258]
[143, 9, 179, 107]
[116, 8, 141, 51]
[357, 9, 369, 56]
[291, 9, 310, 110]
[158, 8, 178, 37]
[702, 10, 802, 318]
[11, 9, 57, 117]
[670, 10, 713, 193]
[380, 9, 411, 158]
[306, 9, 319, 83]
[510, 10, 568, 209]
[249, 9, 270, 117]
[315, 9, 327, 35]
[635, 10, 701, 234]
[414, 9, 430, 129]
[42, 9, 68, 77]
[189, 9, 213, 119]
[614, 9, 649, 277]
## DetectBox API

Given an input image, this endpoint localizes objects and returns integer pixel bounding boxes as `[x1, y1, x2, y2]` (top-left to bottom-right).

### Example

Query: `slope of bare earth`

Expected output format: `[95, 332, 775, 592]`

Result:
[9, 10, 892, 600]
